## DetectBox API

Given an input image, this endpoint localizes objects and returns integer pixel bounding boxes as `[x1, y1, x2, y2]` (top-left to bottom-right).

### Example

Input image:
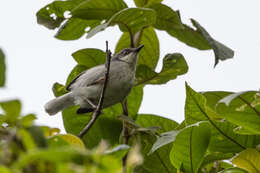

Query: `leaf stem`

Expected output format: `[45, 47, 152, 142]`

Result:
[122, 99, 130, 173]
[78, 41, 112, 138]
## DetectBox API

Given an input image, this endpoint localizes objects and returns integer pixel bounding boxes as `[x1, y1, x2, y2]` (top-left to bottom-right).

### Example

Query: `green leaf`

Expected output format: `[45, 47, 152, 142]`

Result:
[185, 83, 220, 125]
[232, 148, 260, 173]
[134, 114, 179, 173]
[72, 48, 106, 67]
[148, 3, 183, 30]
[0, 49, 6, 87]
[200, 152, 234, 169]
[220, 167, 249, 173]
[87, 8, 156, 38]
[208, 121, 260, 153]
[20, 114, 36, 127]
[36, 0, 84, 29]
[116, 27, 160, 70]
[216, 91, 260, 135]
[148, 130, 179, 154]
[0, 99, 21, 124]
[65, 65, 87, 87]
[167, 23, 211, 50]
[136, 53, 188, 85]
[170, 122, 211, 173]
[52, 82, 67, 97]
[71, 0, 127, 20]
[134, 0, 163, 7]
[191, 19, 234, 67]
[55, 18, 100, 40]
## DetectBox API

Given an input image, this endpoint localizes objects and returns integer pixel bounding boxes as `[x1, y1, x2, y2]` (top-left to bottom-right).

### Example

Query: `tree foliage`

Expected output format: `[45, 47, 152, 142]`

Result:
[0, 0, 259, 173]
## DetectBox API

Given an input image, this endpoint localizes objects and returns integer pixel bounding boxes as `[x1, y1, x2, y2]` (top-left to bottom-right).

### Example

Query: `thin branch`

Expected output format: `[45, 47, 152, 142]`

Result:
[121, 99, 130, 173]
[78, 41, 112, 138]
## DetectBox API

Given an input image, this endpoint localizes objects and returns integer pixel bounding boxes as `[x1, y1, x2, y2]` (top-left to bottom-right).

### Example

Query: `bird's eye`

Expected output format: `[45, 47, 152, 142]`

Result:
[124, 50, 129, 55]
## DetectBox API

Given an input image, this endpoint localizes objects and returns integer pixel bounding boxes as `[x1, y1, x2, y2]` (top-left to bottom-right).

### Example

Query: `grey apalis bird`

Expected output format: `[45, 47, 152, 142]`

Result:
[44, 45, 144, 115]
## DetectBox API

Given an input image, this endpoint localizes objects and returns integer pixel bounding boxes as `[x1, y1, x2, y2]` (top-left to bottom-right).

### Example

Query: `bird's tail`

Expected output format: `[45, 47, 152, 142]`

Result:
[44, 92, 74, 115]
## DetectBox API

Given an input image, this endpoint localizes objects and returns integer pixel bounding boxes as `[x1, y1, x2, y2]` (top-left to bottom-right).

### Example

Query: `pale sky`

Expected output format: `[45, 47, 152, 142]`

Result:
[0, 0, 260, 131]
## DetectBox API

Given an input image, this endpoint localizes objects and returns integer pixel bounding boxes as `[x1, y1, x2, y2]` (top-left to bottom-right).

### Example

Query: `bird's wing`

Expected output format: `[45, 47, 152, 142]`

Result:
[66, 64, 106, 91]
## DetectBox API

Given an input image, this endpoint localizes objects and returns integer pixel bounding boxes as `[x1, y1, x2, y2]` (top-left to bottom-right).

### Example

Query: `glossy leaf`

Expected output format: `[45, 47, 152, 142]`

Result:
[87, 8, 156, 38]
[136, 53, 188, 85]
[185, 83, 220, 125]
[200, 152, 234, 169]
[71, 0, 127, 20]
[71, 48, 106, 67]
[191, 19, 234, 67]
[167, 23, 211, 50]
[134, 114, 179, 173]
[220, 167, 249, 173]
[0, 49, 5, 87]
[116, 27, 160, 70]
[216, 91, 260, 135]
[134, 0, 163, 7]
[148, 3, 183, 30]
[55, 18, 100, 40]
[148, 130, 179, 154]
[36, 0, 84, 29]
[232, 148, 260, 173]
[208, 121, 260, 153]
[170, 122, 211, 173]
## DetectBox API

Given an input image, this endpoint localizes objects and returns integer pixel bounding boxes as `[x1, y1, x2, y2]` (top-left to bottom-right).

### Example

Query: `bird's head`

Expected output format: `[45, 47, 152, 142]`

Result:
[113, 44, 144, 67]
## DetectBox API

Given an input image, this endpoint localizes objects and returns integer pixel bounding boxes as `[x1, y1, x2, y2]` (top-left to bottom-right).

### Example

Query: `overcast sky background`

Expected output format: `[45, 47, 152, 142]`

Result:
[0, 0, 260, 131]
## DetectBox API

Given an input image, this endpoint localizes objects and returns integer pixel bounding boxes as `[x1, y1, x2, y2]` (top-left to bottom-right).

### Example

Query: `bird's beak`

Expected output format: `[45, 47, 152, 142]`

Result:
[134, 44, 144, 53]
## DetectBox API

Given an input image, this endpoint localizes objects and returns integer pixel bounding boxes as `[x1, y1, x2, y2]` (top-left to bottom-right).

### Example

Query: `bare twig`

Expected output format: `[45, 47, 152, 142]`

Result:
[78, 41, 112, 138]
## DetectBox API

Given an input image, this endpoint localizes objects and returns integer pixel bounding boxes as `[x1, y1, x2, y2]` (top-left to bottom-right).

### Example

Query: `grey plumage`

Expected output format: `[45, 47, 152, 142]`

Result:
[44, 45, 144, 115]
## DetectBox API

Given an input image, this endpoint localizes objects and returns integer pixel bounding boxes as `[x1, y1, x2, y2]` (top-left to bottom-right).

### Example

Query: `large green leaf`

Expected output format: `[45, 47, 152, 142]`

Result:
[55, 18, 100, 40]
[200, 152, 234, 170]
[215, 91, 260, 135]
[135, 53, 188, 85]
[115, 27, 160, 70]
[36, 0, 84, 29]
[71, 0, 127, 20]
[170, 122, 211, 173]
[0, 100, 21, 124]
[87, 8, 156, 38]
[232, 148, 260, 173]
[208, 121, 260, 153]
[148, 3, 183, 30]
[167, 23, 211, 50]
[134, 114, 179, 173]
[72, 48, 106, 67]
[185, 84, 260, 153]
[0, 49, 5, 87]
[134, 0, 163, 7]
[191, 19, 234, 67]
[185, 83, 220, 125]
[168, 18, 235, 66]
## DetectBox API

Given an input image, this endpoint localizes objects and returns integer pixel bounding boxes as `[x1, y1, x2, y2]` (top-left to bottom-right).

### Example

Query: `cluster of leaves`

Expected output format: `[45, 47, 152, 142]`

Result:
[0, 98, 143, 173]
[31, 0, 260, 172]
